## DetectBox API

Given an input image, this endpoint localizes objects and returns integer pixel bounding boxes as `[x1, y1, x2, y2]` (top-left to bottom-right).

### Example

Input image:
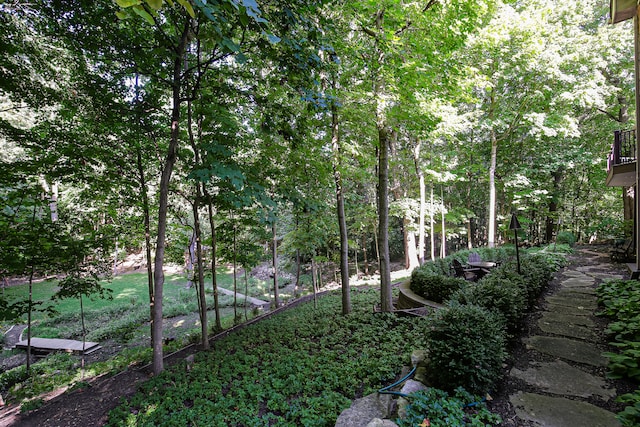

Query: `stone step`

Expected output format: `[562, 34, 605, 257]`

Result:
[509, 392, 620, 427]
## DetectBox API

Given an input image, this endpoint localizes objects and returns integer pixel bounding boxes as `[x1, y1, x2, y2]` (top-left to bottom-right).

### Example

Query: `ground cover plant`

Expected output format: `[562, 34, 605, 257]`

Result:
[596, 278, 640, 426]
[106, 288, 429, 426]
[397, 387, 502, 427]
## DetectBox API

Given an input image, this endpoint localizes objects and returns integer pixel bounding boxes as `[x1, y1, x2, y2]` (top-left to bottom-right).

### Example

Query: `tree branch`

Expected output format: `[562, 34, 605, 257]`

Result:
[596, 107, 623, 123]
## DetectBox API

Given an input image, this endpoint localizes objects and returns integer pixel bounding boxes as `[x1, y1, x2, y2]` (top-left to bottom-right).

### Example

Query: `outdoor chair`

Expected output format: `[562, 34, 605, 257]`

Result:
[468, 252, 481, 263]
[451, 259, 479, 281]
[610, 238, 635, 262]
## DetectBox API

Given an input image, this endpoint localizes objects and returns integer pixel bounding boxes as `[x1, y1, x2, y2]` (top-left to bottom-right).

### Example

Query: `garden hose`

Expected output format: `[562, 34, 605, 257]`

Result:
[378, 366, 491, 409]
[377, 366, 417, 397]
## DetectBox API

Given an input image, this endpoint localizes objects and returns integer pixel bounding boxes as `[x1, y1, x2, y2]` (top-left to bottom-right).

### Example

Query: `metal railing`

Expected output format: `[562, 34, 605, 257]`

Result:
[608, 129, 636, 171]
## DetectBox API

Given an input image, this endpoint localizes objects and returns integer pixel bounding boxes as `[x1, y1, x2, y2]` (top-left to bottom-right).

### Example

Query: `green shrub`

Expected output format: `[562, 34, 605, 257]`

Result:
[425, 303, 507, 395]
[397, 387, 501, 427]
[556, 231, 576, 246]
[451, 272, 528, 333]
[410, 270, 467, 303]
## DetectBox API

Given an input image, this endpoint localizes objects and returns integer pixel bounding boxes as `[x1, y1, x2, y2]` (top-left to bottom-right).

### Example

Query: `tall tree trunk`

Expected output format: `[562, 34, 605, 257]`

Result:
[136, 146, 154, 347]
[232, 213, 238, 323]
[488, 87, 498, 248]
[377, 123, 392, 312]
[192, 189, 208, 349]
[545, 167, 564, 243]
[311, 257, 318, 309]
[80, 295, 86, 379]
[187, 89, 208, 349]
[186, 232, 196, 288]
[26, 265, 34, 375]
[430, 185, 435, 261]
[389, 132, 419, 270]
[152, 18, 192, 375]
[440, 187, 446, 258]
[413, 139, 426, 264]
[113, 239, 119, 276]
[206, 198, 222, 331]
[244, 268, 249, 321]
[363, 235, 369, 275]
[295, 248, 301, 296]
[331, 97, 351, 315]
[272, 220, 279, 308]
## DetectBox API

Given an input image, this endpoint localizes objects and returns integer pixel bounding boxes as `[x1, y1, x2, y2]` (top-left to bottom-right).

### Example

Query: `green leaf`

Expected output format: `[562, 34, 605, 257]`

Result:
[145, 0, 162, 10]
[115, 0, 142, 7]
[177, 0, 196, 18]
[265, 32, 281, 44]
[115, 10, 129, 19]
[221, 38, 240, 53]
[132, 5, 155, 24]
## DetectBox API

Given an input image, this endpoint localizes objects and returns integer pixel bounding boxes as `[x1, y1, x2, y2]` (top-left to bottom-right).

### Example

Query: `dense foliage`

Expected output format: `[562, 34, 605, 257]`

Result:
[397, 387, 502, 427]
[410, 269, 468, 303]
[107, 289, 428, 426]
[597, 279, 640, 426]
[424, 303, 507, 395]
[415, 247, 565, 392]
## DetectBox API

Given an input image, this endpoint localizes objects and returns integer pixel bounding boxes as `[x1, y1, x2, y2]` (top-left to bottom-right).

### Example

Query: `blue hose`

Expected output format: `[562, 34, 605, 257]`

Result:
[378, 366, 417, 397]
[378, 366, 491, 409]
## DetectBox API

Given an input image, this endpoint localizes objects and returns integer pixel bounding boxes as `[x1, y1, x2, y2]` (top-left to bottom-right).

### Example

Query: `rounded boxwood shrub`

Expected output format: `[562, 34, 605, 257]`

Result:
[425, 303, 507, 395]
[450, 273, 528, 333]
[410, 269, 467, 303]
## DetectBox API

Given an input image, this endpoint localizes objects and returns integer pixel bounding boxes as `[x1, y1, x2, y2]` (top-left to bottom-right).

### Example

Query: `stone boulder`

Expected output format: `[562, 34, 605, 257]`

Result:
[334, 393, 394, 427]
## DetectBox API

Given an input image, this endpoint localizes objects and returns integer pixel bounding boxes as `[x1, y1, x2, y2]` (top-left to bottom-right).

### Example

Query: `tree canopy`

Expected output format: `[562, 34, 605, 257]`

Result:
[0, 0, 632, 372]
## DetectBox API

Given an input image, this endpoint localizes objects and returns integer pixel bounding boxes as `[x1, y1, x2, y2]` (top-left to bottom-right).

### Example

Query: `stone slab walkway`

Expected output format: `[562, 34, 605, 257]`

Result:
[507, 248, 624, 427]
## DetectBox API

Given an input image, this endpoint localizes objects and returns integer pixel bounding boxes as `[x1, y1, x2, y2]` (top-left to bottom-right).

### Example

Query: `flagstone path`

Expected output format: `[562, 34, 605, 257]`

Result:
[507, 248, 625, 427]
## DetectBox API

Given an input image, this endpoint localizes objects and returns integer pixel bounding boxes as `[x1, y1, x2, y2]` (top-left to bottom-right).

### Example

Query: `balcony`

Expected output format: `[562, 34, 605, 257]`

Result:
[606, 129, 636, 187]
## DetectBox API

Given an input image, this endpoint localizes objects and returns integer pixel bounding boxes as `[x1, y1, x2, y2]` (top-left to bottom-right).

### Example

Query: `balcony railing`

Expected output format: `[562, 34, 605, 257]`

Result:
[608, 129, 636, 171]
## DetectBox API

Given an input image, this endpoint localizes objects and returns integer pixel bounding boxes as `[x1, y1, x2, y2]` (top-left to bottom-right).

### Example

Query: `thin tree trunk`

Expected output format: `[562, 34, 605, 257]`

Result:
[207, 200, 222, 331]
[113, 239, 118, 276]
[412, 138, 426, 264]
[26, 265, 34, 374]
[440, 186, 446, 258]
[430, 185, 435, 261]
[545, 168, 564, 243]
[311, 257, 318, 309]
[466, 173, 473, 249]
[363, 235, 369, 275]
[192, 191, 208, 349]
[377, 123, 392, 312]
[272, 220, 279, 308]
[331, 94, 351, 315]
[488, 127, 498, 248]
[187, 90, 208, 349]
[136, 146, 154, 347]
[354, 245, 359, 278]
[295, 248, 301, 296]
[232, 213, 238, 323]
[80, 295, 86, 379]
[244, 268, 249, 321]
[152, 18, 192, 375]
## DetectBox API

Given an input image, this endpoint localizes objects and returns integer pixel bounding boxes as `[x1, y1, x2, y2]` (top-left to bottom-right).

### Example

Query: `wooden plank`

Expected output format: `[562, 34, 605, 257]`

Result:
[15, 338, 101, 355]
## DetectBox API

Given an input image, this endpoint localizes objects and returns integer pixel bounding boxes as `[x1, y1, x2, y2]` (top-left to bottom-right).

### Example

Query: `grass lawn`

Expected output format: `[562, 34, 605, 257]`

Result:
[0, 268, 279, 338]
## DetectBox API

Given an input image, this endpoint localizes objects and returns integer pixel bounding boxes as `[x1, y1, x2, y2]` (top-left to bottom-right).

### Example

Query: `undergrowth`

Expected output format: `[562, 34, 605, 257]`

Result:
[106, 289, 428, 426]
[597, 278, 640, 426]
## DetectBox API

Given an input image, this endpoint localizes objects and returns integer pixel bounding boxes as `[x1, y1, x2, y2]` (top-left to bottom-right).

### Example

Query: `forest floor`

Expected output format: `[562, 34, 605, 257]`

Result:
[0, 247, 636, 426]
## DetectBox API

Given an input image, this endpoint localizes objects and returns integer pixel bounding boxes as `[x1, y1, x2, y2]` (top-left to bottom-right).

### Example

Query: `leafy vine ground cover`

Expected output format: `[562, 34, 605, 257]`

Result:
[107, 288, 426, 426]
